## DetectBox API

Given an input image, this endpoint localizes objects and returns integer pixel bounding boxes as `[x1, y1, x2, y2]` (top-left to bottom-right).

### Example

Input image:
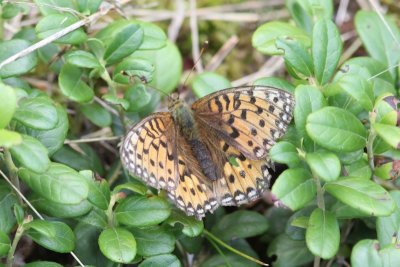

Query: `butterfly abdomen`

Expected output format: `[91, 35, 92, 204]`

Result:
[173, 101, 219, 181]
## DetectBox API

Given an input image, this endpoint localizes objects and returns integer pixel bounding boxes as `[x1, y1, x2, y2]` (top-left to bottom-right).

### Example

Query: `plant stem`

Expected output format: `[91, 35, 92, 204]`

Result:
[314, 175, 325, 210]
[106, 193, 119, 227]
[205, 234, 232, 267]
[367, 128, 377, 170]
[6, 223, 24, 267]
[203, 229, 268, 266]
[313, 256, 321, 267]
[3, 149, 22, 204]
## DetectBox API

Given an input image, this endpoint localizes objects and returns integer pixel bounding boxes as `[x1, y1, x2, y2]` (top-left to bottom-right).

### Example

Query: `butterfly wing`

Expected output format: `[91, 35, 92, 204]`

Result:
[192, 86, 294, 160]
[120, 113, 179, 190]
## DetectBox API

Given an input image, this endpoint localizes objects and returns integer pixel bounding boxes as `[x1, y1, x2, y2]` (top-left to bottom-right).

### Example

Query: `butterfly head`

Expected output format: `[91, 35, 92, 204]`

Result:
[168, 92, 183, 111]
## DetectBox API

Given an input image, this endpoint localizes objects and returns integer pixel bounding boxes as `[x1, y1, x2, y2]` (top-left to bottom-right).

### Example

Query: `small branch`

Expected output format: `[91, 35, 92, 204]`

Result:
[64, 136, 122, 144]
[367, 128, 377, 170]
[6, 222, 25, 267]
[339, 38, 362, 66]
[314, 175, 325, 210]
[205, 35, 239, 72]
[335, 0, 350, 26]
[313, 256, 321, 267]
[3, 149, 22, 205]
[168, 0, 185, 41]
[189, 0, 203, 73]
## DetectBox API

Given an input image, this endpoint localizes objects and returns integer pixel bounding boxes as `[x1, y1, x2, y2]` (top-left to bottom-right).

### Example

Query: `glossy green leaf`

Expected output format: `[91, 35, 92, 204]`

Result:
[306, 152, 341, 181]
[377, 191, 400, 247]
[312, 19, 342, 85]
[102, 93, 129, 110]
[24, 262, 63, 267]
[252, 21, 310, 55]
[374, 123, 400, 149]
[80, 102, 112, 127]
[10, 135, 50, 173]
[269, 141, 300, 167]
[59, 63, 94, 103]
[131, 226, 175, 257]
[98, 227, 136, 263]
[276, 37, 313, 78]
[374, 162, 395, 180]
[355, 11, 400, 79]
[0, 83, 16, 128]
[0, 129, 22, 148]
[0, 39, 37, 78]
[272, 168, 315, 211]
[104, 24, 144, 65]
[31, 196, 92, 218]
[345, 158, 372, 180]
[77, 0, 102, 14]
[85, 177, 110, 210]
[253, 77, 295, 92]
[13, 204, 24, 225]
[192, 72, 231, 98]
[113, 58, 155, 84]
[113, 181, 148, 196]
[379, 245, 400, 267]
[268, 234, 314, 267]
[14, 105, 68, 155]
[13, 97, 58, 130]
[306, 107, 367, 152]
[25, 220, 75, 253]
[211, 210, 268, 241]
[129, 41, 182, 94]
[351, 239, 382, 267]
[294, 85, 326, 137]
[0, 181, 17, 234]
[115, 196, 171, 227]
[325, 177, 395, 216]
[139, 254, 181, 267]
[337, 75, 374, 111]
[18, 162, 89, 204]
[65, 50, 101, 69]
[0, 231, 10, 257]
[286, 206, 315, 240]
[36, 14, 86, 44]
[166, 209, 204, 237]
[331, 201, 370, 219]
[124, 84, 152, 112]
[306, 208, 339, 259]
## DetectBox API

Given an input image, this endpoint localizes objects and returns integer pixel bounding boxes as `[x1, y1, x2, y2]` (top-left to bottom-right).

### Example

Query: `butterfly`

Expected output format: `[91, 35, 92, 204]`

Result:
[120, 85, 294, 219]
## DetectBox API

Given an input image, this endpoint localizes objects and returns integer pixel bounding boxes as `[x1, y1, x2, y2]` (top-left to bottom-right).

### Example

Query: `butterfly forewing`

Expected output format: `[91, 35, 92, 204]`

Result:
[192, 86, 294, 160]
[121, 113, 179, 190]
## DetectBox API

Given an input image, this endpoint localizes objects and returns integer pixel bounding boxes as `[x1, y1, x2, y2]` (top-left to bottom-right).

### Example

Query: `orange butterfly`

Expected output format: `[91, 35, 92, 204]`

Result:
[120, 86, 294, 219]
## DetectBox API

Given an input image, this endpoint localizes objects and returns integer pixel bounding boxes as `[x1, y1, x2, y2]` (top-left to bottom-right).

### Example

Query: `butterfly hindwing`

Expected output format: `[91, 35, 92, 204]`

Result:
[121, 113, 179, 190]
[192, 86, 294, 160]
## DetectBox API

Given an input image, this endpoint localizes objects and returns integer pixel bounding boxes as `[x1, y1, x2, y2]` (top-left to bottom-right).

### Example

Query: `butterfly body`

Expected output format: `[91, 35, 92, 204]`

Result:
[121, 86, 295, 219]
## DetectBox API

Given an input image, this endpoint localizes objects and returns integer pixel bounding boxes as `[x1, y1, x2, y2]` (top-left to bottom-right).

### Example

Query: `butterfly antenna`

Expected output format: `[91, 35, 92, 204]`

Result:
[181, 40, 209, 90]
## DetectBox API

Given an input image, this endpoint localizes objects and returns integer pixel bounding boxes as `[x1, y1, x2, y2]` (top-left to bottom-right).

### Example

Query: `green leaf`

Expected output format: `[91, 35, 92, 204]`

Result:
[13, 204, 24, 225]
[252, 21, 310, 55]
[65, 50, 102, 69]
[0, 181, 17, 234]
[373, 123, 400, 149]
[129, 41, 182, 94]
[102, 93, 130, 110]
[0, 230, 10, 257]
[87, 38, 105, 59]
[294, 85, 326, 137]
[80, 102, 112, 127]
[36, 13, 86, 45]
[24, 262, 63, 267]
[10, 135, 50, 173]
[355, 11, 400, 79]
[267, 234, 314, 267]
[115, 196, 171, 227]
[286, 206, 315, 240]
[25, 220, 75, 253]
[0, 129, 22, 148]
[113, 58, 155, 84]
[124, 84, 152, 112]
[271, 168, 315, 211]
[2, 3, 23, 19]
[18, 162, 89, 204]
[14, 105, 68, 155]
[305, 208, 340, 259]
[33, 0, 76, 15]
[276, 37, 313, 78]
[379, 245, 400, 267]
[113, 181, 148, 196]
[131, 226, 175, 257]
[253, 77, 295, 92]
[331, 201, 370, 219]
[13, 97, 58, 130]
[351, 240, 382, 267]
[104, 24, 144, 65]
[192, 72, 231, 98]
[0, 39, 37, 78]
[166, 209, 204, 237]
[77, 0, 102, 14]
[77, 207, 108, 229]
[0, 83, 16, 128]
[325, 177, 395, 216]
[139, 254, 181, 267]
[269, 141, 300, 167]
[85, 177, 110, 210]
[345, 158, 372, 180]
[31, 195, 92, 218]
[337, 75, 374, 111]
[312, 19, 342, 85]
[59, 63, 94, 103]
[211, 210, 268, 241]
[376, 191, 400, 247]
[306, 152, 341, 182]
[98, 227, 137, 263]
[306, 107, 367, 152]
